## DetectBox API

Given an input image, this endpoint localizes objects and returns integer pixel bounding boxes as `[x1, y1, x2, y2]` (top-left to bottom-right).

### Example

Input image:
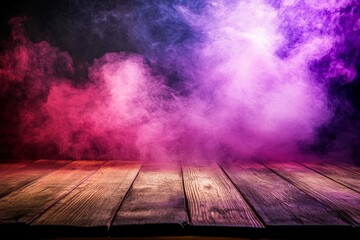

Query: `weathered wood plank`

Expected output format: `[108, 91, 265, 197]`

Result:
[0, 161, 30, 173]
[182, 162, 263, 227]
[32, 161, 141, 228]
[327, 162, 360, 176]
[0, 160, 70, 198]
[0, 160, 63, 175]
[0, 160, 104, 225]
[222, 163, 348, 226]
[264, 162, 360, 226]
[302, 162, 360, 194]
[113, 162, 188, 226]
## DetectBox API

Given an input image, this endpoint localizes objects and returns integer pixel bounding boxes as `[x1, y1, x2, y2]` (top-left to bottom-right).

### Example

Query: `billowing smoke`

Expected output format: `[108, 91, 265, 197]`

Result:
[0, 0, 359, 163]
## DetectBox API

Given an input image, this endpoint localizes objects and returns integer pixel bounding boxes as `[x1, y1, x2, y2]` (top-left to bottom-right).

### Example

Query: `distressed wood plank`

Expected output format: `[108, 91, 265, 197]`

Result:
[182, 162, 263, 227]
[113, 162, 188, 226]
[0, 160, 70, 198]
[302, 162, 360, 194]
[265, 162, 360, 226]
[327, 161, 360, 176]
[32, 161, 141, 228]
[222, 163, 348, 226]
[0, 160, 104, 225]
[0, 161, 37, 180]
[0, 160, 31, 173]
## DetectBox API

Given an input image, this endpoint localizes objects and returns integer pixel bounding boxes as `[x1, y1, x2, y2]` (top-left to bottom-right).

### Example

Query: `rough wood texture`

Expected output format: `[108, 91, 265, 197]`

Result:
[0, 160, 70, 198]
[327, 162, 360, 176]
[0, 160, 359, 238]
[113, 163, 188, 226]
[32, 162, 141, 227]
[0, 161, 104, 225]
[302, 162, 360, 194]
[222, 163, 348, 226]
[0, 161, 30, 173]
[265, 163, 360, 226]
[182, 162, 263, 227]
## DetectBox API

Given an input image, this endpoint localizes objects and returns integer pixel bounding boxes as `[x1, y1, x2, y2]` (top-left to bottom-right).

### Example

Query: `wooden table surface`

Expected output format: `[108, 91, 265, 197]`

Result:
[0, 160, 359, 239]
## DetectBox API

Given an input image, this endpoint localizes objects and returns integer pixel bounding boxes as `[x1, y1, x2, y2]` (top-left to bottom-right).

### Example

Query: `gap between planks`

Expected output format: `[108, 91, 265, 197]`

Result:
[300, 162, 360, 194]
[31, 161, 141, 229]
[0, 160, 71, 199]
[112, 162, 188, 226]
[182, 162, 263, 228]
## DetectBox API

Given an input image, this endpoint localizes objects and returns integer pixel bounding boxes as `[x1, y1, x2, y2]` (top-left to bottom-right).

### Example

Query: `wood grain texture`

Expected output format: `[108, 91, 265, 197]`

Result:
[182, 162, 263, 227]
[0, 161, 30, 173]
[113, 163, 188, 226]
[222, 163, 348, 226]
[0, 160, 104, 225]
[265, 163, 360, 226]
[302, 162, 360, 194]
[0, 160, 70, 198]
[32, 161, 141, 227]
[327, 162, 360, 176]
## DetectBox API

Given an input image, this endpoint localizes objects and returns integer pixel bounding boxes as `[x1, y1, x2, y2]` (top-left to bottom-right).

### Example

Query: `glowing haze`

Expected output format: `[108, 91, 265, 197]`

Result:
[0, 0, 359, 162]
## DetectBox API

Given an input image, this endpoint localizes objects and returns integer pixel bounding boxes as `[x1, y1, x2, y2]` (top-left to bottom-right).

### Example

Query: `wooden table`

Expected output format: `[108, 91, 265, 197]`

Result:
[0, 160, 359, 239]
